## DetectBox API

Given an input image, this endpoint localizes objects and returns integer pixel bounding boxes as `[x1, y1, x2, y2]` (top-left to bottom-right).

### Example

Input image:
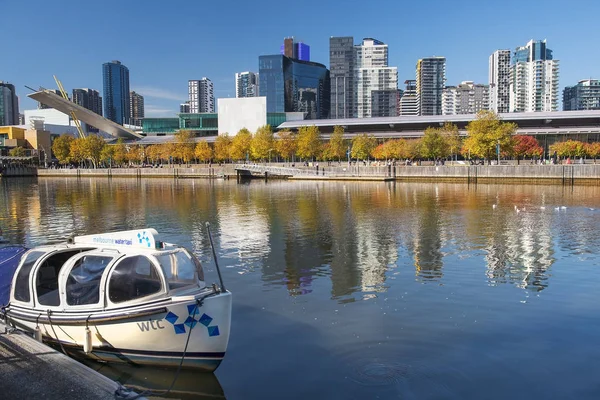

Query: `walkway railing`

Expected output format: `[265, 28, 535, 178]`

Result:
[234, 164, 336, 177]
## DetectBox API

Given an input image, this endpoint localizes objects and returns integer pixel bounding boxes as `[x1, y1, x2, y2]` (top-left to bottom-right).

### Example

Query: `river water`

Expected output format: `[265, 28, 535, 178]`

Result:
[2, 177, 600, 399]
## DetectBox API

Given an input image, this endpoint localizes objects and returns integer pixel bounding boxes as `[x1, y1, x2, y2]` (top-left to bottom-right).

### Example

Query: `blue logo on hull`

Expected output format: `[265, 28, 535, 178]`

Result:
[164, 308, 220, 337]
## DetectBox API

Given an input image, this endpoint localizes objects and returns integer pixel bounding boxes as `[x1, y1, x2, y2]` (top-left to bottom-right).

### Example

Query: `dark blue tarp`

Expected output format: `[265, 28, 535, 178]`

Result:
[0, 246, 28, 306]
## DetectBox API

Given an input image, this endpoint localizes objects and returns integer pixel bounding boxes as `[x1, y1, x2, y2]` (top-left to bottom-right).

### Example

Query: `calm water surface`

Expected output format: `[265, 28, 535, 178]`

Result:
[2, 177, 600, 399]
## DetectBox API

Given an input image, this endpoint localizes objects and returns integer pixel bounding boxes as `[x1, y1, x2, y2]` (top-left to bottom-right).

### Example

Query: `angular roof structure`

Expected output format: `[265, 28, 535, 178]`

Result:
[28, 89, 142, 139]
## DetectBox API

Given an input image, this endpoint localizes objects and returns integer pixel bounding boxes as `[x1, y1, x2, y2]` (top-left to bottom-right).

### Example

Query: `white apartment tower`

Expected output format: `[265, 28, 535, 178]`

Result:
[442, 81, 489, 115]
[509, 39, 559, 112]
[189, 78, 215, 113]
[489, 50, 511, 113]
[398, 80, 418, 116]
[235, 72, 259, 98]
[354, 38, 398, 118]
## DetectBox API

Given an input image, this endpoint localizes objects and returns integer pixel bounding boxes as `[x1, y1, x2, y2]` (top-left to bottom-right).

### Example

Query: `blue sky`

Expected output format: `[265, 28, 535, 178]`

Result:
[4, 0, 599, 116]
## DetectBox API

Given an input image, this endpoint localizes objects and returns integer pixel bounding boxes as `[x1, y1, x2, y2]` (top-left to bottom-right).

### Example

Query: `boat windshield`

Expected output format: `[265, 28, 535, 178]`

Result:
[154, 249, 203, 291]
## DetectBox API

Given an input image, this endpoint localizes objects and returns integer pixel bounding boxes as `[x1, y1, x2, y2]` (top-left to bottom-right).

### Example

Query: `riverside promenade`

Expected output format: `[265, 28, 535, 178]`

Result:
[30, 163, 600, 184]
[0, 321, 141, 399]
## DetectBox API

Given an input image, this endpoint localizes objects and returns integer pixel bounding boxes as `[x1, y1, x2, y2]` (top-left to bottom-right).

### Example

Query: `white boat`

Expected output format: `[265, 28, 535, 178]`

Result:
[1, 227, 231, 372]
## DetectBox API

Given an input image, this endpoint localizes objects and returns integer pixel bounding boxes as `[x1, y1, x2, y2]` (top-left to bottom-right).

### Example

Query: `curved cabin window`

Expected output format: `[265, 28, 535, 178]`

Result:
[14, 251, 45, 303]
[66, 255, 112, 306]
[108, 256, 162, 303]
[154, 250, 203, 291]
[37, 249, 95, 307]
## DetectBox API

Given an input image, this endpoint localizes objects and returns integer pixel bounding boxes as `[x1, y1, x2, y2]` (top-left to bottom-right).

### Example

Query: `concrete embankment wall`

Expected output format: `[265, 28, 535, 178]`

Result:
[26, 164, 600, 185]
[0, 166, 38, 176]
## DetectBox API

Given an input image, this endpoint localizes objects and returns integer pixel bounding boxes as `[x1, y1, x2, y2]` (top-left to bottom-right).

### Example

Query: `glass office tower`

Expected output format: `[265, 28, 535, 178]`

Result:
[259, 54, 330, 120]
[102, 60, 130, 125]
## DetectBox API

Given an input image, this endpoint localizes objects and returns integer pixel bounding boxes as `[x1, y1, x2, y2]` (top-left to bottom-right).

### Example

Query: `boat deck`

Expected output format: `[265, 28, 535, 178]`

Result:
[0, 321, 143, 399]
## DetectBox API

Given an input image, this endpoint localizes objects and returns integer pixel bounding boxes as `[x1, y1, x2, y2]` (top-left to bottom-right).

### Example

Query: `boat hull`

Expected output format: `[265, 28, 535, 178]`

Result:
[6, 291, 232, 372]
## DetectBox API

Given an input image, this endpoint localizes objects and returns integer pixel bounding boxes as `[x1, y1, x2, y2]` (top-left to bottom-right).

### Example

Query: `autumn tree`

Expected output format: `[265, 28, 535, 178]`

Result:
[512, 135, 543, 164]
[351, 134, 377, 161]
[296, 126, 322, 160]
[251, 125, 275, 161]
[406, 139, 423, 161]
[440, 122, 461, 162]
[421, 127, 449, 160]
[195, 141, 213, 163]
[329, 125, 348, 161]
[8, 147, 26, 157]
[100, 145, 115, 166]
[585, 142, 600, 164]
[463, 110, 517, 164]
[550, 140, 586, 160]
[275, 131, 298, 162]
[52, 134, 75, 164]
[173, 130, 195, 164]
[230, 128, 253, 161]
[387, 139, 409, 160]
[126, 144, 144, 165]
[70, 138, 85, 165]
[82, 134, 106, 168]
[214, 134, 232, 162]
[145, 145, 162, 164]
[112, 138, 128, 166]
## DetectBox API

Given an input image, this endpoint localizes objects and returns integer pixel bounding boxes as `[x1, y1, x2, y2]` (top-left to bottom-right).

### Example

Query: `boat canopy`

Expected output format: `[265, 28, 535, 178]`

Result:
[10, 229, 205, 311]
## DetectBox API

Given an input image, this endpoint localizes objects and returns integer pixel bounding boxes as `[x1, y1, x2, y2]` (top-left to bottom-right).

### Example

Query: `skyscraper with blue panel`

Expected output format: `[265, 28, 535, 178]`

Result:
[103, 60, 130, 125]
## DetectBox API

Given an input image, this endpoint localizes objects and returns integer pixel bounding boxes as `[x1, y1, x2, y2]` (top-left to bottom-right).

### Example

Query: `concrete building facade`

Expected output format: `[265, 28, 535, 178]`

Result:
[442, 81, 489, 115]
[189, 78, 214, 113]
[509, 40, 559, 112]
[416, 57, 446, 116]
[129, 91, 144, 126]
[399, 80, 418, 116]
[563, 79, 600, 111]
[329, 36, 355, 119]
[489, 49, 511, 113]
[355, 38, 398, 118]
[235, 72, 259, 98]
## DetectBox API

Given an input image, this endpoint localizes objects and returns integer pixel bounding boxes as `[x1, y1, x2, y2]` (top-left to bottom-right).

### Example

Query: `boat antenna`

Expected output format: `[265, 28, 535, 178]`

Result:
[205, 222, 226, 292]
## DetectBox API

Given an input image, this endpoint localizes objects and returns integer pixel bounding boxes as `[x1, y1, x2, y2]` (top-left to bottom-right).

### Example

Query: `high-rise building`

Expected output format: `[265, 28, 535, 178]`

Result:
[398, 80, 418, 116]
[329, 36, 355, 119]
[129, 91, 144, 126]
[563, 79, 600, 111]
[259, 54, 330, 119]
[354, 38, 398, 118]
[489, 50, 511, 113]
[280, 37, 310, 61]
[72, 88, 102, 132]
[416, 57, 446, 116]
[235, 72, 259, 98]
[442, 81, 489, 115]
[0, 81, 19, 126]
[189, 78, 214, 113]
[509, 39, 559, 112]
[180, 101, 190, 113]
[103, 60, 131, 125]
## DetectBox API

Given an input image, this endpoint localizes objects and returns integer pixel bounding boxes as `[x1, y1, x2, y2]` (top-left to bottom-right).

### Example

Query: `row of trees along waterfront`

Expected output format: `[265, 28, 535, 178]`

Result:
[48, 111, 600, 167]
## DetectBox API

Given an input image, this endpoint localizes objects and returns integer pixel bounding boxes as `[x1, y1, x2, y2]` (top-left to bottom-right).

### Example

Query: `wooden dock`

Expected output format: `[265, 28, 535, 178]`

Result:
[0, 321, 143, 399]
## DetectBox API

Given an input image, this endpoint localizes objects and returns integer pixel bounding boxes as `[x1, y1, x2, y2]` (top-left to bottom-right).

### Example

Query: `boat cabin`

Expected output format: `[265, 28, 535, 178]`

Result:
[10, 229, 206, 311]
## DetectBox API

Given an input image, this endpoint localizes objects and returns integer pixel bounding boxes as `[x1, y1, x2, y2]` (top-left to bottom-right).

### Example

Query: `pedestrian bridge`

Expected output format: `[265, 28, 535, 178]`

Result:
[234, 164, 330, 178]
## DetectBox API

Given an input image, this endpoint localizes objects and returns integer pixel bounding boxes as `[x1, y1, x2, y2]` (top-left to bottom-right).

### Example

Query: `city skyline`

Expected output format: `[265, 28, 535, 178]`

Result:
[3, 0, 599, 117]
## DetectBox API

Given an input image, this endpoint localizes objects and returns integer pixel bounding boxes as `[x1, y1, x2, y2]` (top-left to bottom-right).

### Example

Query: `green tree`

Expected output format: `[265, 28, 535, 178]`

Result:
[296, 126, 322, 160]
[230, 128, 253, 161]
[8, 147, 26, 157]
[251, 125, 275, 161]
[329, 125, 347, 161]
[421, 127, 449, 160]
[275, 131, 297, 161]
[214, 134, 232, 162]
[463, 110, 517, 164]
[195, 141, 213, 163]
[52, 134, 75, 164]
[351, 134, 377, 161]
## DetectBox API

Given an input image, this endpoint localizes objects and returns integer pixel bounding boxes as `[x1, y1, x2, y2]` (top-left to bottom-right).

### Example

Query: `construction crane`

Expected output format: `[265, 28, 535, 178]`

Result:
[53, 75, 86, 139]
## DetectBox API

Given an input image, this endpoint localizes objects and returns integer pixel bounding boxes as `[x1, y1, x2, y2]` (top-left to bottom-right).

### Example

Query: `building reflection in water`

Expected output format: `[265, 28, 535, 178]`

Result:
[5, 178, 600, 300]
